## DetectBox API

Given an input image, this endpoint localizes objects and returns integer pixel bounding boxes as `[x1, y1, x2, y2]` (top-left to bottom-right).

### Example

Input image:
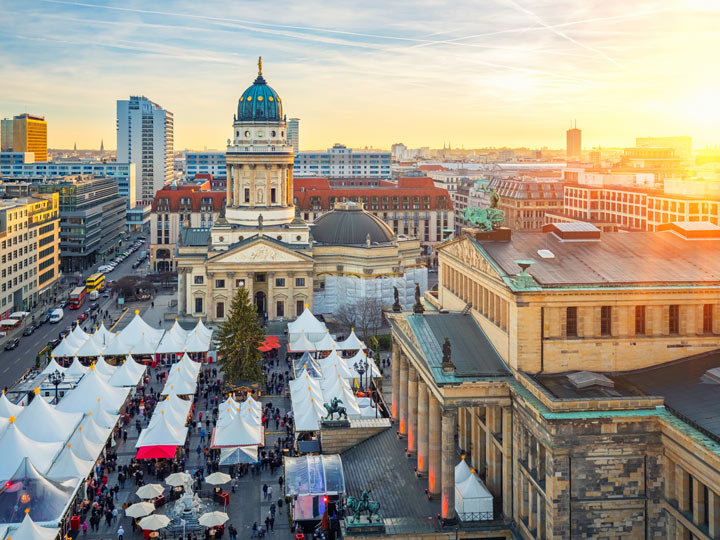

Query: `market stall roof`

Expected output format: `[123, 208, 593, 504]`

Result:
[93, 356, 117, 378]
[85, 402, 119, 430]
[155, 326, 188, 354]
[0, 392, 23, 418]
[292, 400, 325, 432]
[51, 335, 81, 358]
[0, 459, 74, 526]
[40, 359, 67, 377]
[0, 423, 63, 480]
[193, 318, 213, 338]
[108, 355, 147, 387]
[136, 445, 177, 459]
[77, 415, 111, 445]
[47, 445, 95, 481]
[287, 307, 327, 338]
[101, 332, 132, 356]
[336, 329, 366, 351]
[118, 313, 164, 346]
[66, 429, 104, 462]
[57, 368, 130, 414]
[211, 414, 263, 447]
[92, 323, 115, 348]
[313, 331, 337, 352]
[161, 372, 197, 396]
[74, 333, 105, 358]
[319, 355, 355, 380]
[15, 392, 83, 443]
[182, 329, 212, 353]
[64, 357, 88, 378]
[219, 445, 258, 466]
[284, 454, 345, 496]
[179, 353, 202, 376]
[129, 332, 161, 356]
[2, 512, 60, 539]
[292, 352, 322, 378]
[136, 412, 188, 447]
[148, 401, 187, 429]
[455, 460, 472, 485]
[288, 331, 316, 353]
[161, 394, 192, 418]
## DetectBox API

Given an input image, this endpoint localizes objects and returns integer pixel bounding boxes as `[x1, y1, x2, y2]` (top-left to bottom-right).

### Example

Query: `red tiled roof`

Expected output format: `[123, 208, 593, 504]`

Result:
[151, 185, 226, 211]
[293, 176, 453, 211]
[417, 164, 447, 171]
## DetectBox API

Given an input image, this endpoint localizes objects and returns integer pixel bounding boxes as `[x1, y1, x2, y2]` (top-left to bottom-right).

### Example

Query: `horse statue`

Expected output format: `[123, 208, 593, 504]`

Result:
[464, 188, 505, 231]
[346, 490, 382, 523]
[323, 397, 348, 421]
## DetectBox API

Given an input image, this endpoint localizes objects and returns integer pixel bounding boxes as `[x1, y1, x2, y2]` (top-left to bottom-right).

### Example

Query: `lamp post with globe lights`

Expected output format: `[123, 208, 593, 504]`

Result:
[353, 359, 368, 393]
[48, 369, 65, 404]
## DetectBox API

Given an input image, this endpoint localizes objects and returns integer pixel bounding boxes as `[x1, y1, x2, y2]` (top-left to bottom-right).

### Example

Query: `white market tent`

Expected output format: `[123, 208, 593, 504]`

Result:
[337, 329, 366, 351]
[183, 329, 213, 353]
[136, 412, 188, 447]
[14, 393, 83, 443]
[149, 402, 188, 429]
[108, 355, 147, 387]
[40, 358, 67, 377]
[119, 313, 164, 345]
[194, 318, 213, 338]
[178, 353, 202, 376]
[0, 392, 23, 418]
[156, 326, 188, 354]
[65, 357, 88, 378]
[319, 354, 355, 380]
[219, 395, 240, 411]
[163, 394, 193, 417]
[74, 334, 105, 358]
[66, 430, 104, 462]
[93, 356, 117, 378]
[219, 445, 258, 466]
[129, 332, 162, 356]
[455, 459, 472, 485]
[85, 402, 119, 430]
[288, 331, 316, 353]
[57, 369, 130, 414]
[212, 413, 262, 447]
[321, 378, 362, 417]
[293, 399, 326, 432]
[455, 472, 493, 520]
[292, 352, 322, 378]
[5, 512, 60, 540]
[0, 423, 63, 480]
[51, 335, 82, 358]
[313, 331, 337, 352]
[101, 332, 133, 357]
[77, 416, 112, 445]
[287, 307, 327, 342]
[47, 445, 95, 481]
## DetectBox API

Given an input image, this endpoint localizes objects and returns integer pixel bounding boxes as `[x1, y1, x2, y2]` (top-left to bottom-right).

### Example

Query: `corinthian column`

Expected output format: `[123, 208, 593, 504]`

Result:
[399, 355, 409, 435]
[417, 382, 429, 474]
[408, 366, 418, 453]
[441, 407, 457, 520]
[428, 392, 441, 495]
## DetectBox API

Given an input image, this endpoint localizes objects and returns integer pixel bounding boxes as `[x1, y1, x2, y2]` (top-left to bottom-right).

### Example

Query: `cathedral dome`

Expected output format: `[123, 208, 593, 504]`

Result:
[312, 202, 395, 246]
[237, 59, 283, 122]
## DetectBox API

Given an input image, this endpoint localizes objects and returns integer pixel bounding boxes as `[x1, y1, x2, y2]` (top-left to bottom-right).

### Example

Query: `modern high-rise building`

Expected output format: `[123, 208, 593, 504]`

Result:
[287, 117, 300, 153]
[294, 144, 391, 178]
[116, 96, 174, 204]
[12, 114, 47, 162]
[0, 119, 13, 152]
[566, 121, 581, 160]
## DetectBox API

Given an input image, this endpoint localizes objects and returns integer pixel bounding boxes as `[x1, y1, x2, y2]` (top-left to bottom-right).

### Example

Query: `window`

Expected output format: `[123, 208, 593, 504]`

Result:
[635, 306, 646, 335]
[244, 188, 250, 203]
[703, 304, 713, 334]
[276, 300, 284, 318]
[669, 305, 680, 334]
[255, 274, 265, 282]
[566, 307, 577, 337]
[275, 278, 285, 287]
[194, 297, 203, 313]
[194, 276, 204, 285]
[235, 279, 245, 288]
[295, 277, 305, 287]
[271, 188, 276, 203]
[216, 302, 224, 318]
[215, 279, 225, 288]
[296, 300, 304, 316]
[600, 306, 612, 336]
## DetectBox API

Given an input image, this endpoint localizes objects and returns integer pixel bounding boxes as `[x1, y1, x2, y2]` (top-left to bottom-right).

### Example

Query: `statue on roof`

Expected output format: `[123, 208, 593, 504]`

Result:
[392, 286, 401, 312]
[258, 56, 263, 76]
[442, 337, 455, 372]
[258, 213, 263, 230]
[413, 283, 424, 314]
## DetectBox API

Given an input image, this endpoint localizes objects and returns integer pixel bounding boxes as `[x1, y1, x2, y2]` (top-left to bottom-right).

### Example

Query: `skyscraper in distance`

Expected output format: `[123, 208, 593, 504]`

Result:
[12, 113, 47, 161]
[0, 118, 13, 151]
[116, 96, 174, 204]
[287, 118, 300, 154]
[566, 121, 581, 160]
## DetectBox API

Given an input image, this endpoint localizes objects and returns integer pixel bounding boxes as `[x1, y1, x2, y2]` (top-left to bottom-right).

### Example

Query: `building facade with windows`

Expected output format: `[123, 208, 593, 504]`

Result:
[150, 183, 226, 272]
[287, 118, 299, 154]
[176, 62, 425, 322]
[0, 192, 59, 317]
[11, 114, 47, 162]
[294, 144, 391, 178]
[116, 96, 174, 203]
[184, 151, 227, 181]
[387, 221, 720, 538]
[487, 176, 564, 231]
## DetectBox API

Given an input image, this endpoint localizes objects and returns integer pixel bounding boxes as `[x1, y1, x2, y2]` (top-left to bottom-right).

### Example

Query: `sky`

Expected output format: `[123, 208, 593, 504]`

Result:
[1, 0, 719, 152]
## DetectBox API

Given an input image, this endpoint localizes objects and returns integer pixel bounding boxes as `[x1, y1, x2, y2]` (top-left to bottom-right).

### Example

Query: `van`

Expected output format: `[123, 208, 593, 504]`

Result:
[49, 308, 64, 324]
[89, 290, 99, 300]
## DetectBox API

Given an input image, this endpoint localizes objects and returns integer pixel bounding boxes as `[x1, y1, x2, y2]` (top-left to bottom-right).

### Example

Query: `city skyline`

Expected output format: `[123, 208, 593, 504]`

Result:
[2, 0, 719, 151]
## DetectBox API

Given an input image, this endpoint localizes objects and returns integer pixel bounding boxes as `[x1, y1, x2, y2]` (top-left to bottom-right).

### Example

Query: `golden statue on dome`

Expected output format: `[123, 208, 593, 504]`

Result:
[258, 56, 262, 76]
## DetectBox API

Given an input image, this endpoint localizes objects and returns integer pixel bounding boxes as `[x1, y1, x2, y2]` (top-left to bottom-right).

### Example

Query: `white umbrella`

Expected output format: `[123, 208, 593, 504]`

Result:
[165, 472, 189, 487]
[138, 514, 171, 531]
[136, 483, 164, 499]
[125, 501, 156, 518]
[204, 472, 231, 485]
[198, 511, 229, 527]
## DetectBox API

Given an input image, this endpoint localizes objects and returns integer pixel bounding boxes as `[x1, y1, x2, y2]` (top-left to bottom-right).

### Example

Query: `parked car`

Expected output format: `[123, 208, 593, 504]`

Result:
[22, 326, 34, 336]
[78, 313, 88, 322]
[5, 338, 20, 350]
[102, 292, 110, 298]
[48, 338, 61, 349]
[90, 302, 100, 312]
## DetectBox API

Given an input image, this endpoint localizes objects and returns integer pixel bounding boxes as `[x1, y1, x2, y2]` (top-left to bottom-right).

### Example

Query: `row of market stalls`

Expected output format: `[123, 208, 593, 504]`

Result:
[135, 353, 199, 459]
[51, 313, 213, 361]
[211, 394, 264, 465]
[0, 353, 145, 537]
[287, 309, 366, 354]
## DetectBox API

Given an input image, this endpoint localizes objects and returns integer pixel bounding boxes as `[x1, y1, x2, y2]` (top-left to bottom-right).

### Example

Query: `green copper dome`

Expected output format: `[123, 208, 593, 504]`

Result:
[237, 61, 283, 122]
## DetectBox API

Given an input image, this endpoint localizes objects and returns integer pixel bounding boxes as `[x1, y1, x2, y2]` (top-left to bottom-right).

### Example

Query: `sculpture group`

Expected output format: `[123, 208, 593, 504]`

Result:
[346, 489, 382, 523]
[323, 397, 348, 420]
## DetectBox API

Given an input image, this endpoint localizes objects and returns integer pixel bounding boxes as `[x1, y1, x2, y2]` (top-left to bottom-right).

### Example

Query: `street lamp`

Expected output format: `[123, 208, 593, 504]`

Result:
[48, 369, 65, 404]
[353, 359, 368, 393]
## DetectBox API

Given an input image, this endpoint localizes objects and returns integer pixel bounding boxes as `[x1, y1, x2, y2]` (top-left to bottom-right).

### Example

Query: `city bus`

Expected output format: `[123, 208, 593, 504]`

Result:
[86, 273, 106, 292]
[68, 286, 87, 309]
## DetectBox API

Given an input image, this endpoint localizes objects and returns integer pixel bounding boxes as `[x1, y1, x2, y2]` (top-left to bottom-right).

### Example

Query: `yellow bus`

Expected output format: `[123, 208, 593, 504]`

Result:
[85, 273, 105, 292]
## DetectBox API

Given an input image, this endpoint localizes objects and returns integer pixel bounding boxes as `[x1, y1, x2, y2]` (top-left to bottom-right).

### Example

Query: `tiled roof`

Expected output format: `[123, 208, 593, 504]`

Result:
[152, 185, 226, 211]
[180, 228, 210, 246]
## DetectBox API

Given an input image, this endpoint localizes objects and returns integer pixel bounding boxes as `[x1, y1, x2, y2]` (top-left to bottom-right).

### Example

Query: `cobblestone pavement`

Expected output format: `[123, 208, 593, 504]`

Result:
[82, 328, 293, 539]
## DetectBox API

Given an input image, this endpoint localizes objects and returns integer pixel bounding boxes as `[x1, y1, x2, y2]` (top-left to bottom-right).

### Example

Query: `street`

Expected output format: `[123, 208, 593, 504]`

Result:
[0, 234, 150, 390]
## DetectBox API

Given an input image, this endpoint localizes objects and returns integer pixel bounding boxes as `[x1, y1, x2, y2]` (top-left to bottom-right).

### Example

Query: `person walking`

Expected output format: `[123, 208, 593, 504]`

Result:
[262, 483, 268, 500]
[117, 525, 125, 540]
[267, 485, 272, 501]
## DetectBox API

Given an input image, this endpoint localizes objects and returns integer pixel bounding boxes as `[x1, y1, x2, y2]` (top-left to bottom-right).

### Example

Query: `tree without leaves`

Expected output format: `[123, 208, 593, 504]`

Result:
[216, 287, 265, 385]
[335, 297, 384, 339]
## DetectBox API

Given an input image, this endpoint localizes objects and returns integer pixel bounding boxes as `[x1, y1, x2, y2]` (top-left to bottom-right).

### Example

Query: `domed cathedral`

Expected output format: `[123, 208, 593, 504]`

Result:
[177, 58, 315, 323]
[177, 59, 426, 323]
